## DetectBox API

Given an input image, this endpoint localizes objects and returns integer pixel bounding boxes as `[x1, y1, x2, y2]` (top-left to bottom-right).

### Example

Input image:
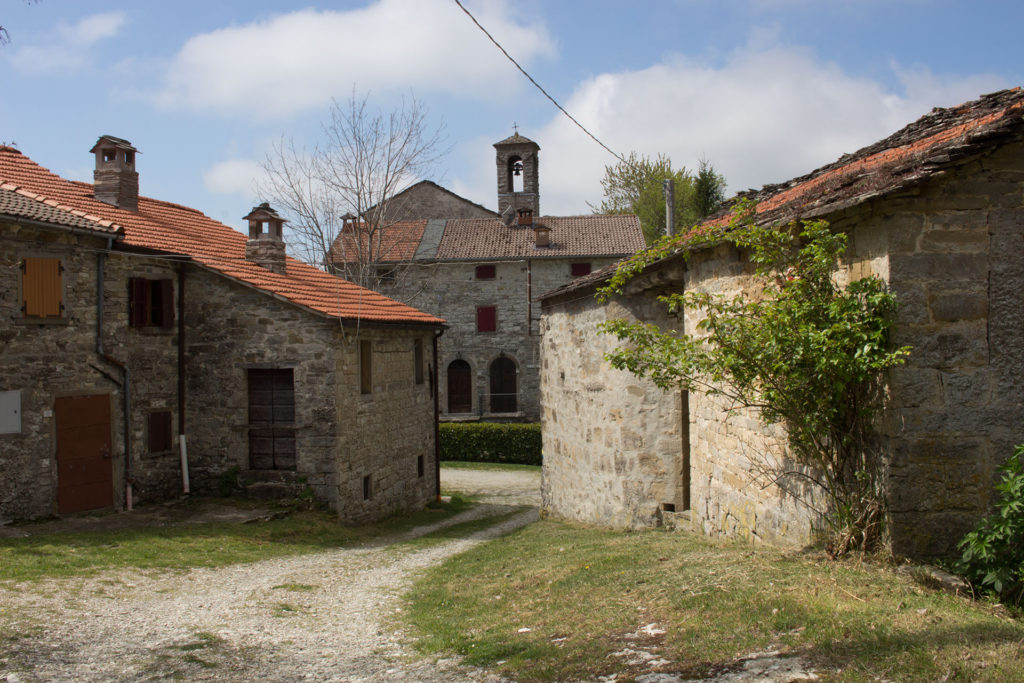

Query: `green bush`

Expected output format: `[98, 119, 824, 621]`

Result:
[957, 444, 1024, 606]
[439, 422, 542, 466]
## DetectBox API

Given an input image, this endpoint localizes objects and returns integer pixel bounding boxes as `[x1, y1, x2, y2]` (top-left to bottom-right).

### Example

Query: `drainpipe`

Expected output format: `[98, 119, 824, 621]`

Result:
[96, 242, 133, 511]
[526, 259, 532, 337]
[177, 264, 189, 494]
[432, 328, 443, 500]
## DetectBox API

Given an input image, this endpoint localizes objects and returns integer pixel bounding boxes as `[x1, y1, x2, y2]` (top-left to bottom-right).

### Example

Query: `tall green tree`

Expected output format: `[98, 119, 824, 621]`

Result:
[595, 152, 726, 244]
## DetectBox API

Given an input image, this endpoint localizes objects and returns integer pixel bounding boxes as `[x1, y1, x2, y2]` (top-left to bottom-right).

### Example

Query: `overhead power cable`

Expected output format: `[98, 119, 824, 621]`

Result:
[451, 0, 632, 168]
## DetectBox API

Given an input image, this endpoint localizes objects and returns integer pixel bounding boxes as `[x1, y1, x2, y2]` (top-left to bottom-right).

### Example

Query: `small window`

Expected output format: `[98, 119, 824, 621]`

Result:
[376, 267, 396, 283]
[148, 411, 173, 453]
[571, 262, 592, 277]
[417, 454, 425, 478]
[21, 257, 63, 319]
[360, 340, 372, 394]
[130, 278, 175, 328]
[477, 306, 497, 333]
[103, 149, 116, 163]
[475, 264, 496, 280]
[363, 474, 372, 501]
[414, 338, 424, 385]
[123, 150, 134, 165]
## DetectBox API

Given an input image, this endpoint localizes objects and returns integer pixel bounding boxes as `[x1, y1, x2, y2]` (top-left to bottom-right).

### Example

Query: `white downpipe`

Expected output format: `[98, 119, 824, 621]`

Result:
[179, 434, 191, 494]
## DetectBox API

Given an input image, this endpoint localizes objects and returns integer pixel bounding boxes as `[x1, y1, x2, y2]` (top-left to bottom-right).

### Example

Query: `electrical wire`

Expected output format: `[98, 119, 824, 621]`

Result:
[451, 0, 633, 169]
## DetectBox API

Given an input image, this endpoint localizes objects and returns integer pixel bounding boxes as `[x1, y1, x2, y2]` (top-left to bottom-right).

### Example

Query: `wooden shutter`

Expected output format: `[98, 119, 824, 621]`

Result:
[159, 279, 175, 328]
[475, 264, 496, 280]
[148, 411, 173, 453]
[571, 262, 592, 277]
[129, 278, 148, 327]
[476, 306, 496, 333]
[22, 257, 62, 318]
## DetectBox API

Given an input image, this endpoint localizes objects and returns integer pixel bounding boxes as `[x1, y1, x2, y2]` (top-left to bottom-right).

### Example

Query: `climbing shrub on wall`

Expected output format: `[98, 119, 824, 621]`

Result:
[440, 422, 542, 466]
[599, 201, 910, 556]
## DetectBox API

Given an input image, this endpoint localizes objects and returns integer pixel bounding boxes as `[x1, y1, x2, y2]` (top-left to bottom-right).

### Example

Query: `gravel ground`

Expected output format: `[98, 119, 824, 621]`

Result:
[440, 467, 541, 506]
[0, 469, 541, 682]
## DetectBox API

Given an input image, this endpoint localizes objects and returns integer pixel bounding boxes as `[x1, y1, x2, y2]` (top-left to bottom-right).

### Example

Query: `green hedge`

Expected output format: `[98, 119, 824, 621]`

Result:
[439, 422, 542, 466]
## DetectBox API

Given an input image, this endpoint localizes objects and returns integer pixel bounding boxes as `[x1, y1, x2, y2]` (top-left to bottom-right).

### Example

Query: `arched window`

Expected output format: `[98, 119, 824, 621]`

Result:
[447, 360, 472, 413]
[507, 156, 524, 193]
[489, 356, 517, 413]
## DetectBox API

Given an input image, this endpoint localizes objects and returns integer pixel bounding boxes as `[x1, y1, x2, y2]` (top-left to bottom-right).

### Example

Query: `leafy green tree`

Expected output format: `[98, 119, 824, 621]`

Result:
[595, 152, 693, 244]
[693, 157, 727, 218]
[599, 202, 910, 555]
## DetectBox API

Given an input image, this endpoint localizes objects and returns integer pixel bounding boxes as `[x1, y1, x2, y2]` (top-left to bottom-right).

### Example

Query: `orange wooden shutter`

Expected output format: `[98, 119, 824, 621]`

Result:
[22, 257, 62, 318]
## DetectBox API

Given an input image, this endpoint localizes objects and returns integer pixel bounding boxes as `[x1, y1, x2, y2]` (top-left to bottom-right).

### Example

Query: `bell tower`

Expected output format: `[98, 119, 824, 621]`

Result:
[494, 132, 540, 222]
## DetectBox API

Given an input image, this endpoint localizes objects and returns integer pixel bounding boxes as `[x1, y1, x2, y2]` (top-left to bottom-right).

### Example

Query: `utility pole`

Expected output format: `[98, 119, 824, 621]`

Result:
[663, 178, 675, 237]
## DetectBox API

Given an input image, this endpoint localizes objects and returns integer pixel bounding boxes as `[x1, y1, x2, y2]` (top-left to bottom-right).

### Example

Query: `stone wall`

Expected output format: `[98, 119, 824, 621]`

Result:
[831, 140, 1024, 556]
[381, 183, 496, 221]
[0, 224, 183, 519]
[541, 139, 1024, 556]
[387, 256, 620, 421]
[185, 267, 437, 523]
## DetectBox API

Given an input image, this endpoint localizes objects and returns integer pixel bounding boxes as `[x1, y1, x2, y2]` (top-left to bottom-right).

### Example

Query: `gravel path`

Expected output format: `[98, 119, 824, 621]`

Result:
[0, 470, 541, 682]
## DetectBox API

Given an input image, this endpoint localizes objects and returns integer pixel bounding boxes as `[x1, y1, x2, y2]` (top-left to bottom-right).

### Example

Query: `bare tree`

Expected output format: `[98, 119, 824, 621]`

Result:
[259, 92, 445, 290]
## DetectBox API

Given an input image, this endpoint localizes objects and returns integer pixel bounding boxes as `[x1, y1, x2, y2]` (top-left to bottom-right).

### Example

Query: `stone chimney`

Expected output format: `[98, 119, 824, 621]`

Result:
[244, 203, 288, 275]
[532, 224, 551, 248]
[90, 135, 139, 211]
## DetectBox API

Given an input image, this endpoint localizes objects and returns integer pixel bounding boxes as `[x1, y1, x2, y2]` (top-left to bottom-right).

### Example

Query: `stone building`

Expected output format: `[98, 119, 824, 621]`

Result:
[329, 133, 645, 421]
[540, 88, 1024, 557]
[0, 135, 444, 523]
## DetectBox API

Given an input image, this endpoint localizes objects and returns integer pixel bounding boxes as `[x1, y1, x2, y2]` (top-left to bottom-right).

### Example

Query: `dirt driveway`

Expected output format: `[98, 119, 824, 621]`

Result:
[440, 466, 541, 506]
[0, 470, 540, 682]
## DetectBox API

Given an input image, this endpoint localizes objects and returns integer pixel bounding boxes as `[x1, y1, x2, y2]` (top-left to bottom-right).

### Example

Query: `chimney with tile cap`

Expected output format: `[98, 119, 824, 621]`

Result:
[91, 135, 139, 211]
[244, 203, 288, 274]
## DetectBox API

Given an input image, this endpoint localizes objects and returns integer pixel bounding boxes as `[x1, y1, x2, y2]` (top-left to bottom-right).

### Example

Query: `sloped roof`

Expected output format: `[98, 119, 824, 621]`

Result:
[0, 182, 123, 236]
[494, 133, 539, 147]
[436, 215, 644, 259]
[0, 145, 442, 326]
[543, 87, 1024, 301]
[366, 180, 498, 219]
[329, 214, 644, 263]
[328, 219, 429, 264]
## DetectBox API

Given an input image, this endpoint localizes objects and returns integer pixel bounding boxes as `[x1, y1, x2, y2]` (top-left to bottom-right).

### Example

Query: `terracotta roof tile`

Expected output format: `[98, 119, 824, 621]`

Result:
[327, 220, 428, 264]
[0, 183, 124, 235]
[435, 215, 644, 260]
[0, 145, 442, 326]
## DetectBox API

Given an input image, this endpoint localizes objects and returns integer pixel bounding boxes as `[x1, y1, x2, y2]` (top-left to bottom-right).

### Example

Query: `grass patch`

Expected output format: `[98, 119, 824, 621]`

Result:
[440, 461, 541, 473]
[272, 602, 306, 617]
[391, 509, 529, 553]
[403, 520, 1024, 682]
[0, 496, 472, 583]
[271, 583, 318, 592]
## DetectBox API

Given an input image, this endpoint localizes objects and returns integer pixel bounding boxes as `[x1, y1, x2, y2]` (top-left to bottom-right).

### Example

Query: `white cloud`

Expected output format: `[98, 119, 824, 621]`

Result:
[456, 40, 1009, 215]
[7, 11, 127, 73]
[203, 158, 264, 198]
[154, 0, 554, 118]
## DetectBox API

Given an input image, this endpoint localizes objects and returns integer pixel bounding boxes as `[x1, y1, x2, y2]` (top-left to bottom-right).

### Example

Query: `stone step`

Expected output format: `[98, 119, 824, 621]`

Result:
[242, 480, 307, 501]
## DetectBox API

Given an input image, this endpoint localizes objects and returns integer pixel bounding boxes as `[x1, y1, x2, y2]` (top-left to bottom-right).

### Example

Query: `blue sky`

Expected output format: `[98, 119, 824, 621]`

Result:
[2, 0, 1021, 229]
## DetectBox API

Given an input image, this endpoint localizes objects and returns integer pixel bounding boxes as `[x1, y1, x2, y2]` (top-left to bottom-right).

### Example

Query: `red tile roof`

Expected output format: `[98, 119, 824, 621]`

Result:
[543, 87, 1024, 301]
[0, 183, 123, 236]
[0, 145, 443, 326]
[328, 219, 428, 264]
[436, 215, 644, 260]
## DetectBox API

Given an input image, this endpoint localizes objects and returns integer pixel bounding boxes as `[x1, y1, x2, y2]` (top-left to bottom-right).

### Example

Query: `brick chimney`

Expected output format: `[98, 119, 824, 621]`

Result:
[90, 135, 139, 211]
[244, 203, 288, 274]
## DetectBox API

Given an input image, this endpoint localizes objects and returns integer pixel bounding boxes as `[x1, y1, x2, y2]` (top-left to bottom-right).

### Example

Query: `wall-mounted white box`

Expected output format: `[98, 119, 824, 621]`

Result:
[0, 391, 22, 434]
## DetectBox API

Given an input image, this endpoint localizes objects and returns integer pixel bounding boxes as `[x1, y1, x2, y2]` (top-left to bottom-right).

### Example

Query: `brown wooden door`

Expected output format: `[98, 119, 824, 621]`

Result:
[489, 357, 517, 413]
[55, 395, 113, 514]
[248, 369, 296, 471]
[447, 360, 472, 413]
